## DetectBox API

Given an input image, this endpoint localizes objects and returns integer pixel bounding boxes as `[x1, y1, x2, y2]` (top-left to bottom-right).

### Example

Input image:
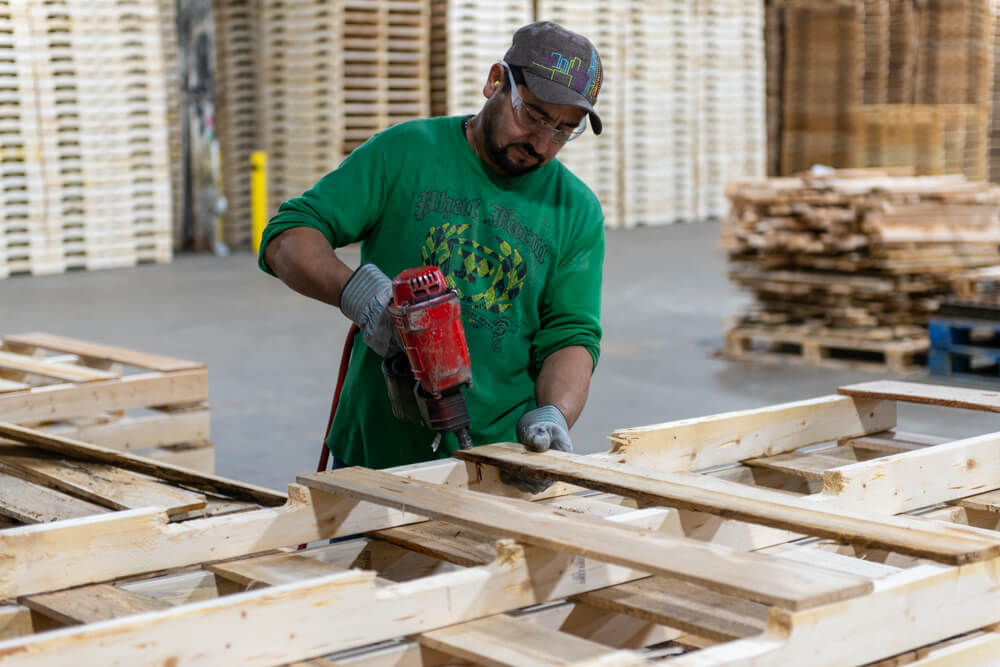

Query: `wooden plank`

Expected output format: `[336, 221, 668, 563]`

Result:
[0, 380, 28, 394]
[577, 577, 768, 642]
[456, 445, 1000, 564]
[667, 559, 1000, 666]
[0, 545, 665, 667]
[0, 370, 207, 424]
[0, 451, 206, 517]
[838, 380, 1000, 413]
[418, 614, 634, 667]
[0, 351, 117, 383]
[0, 422, 284, 506]
[0, 607, 30, 641]
[2, 333, 203, 372]
[955, 489, 1000, 513]
[20, 584, 171, 626]
[0, 471, 109, 523]
[822, 431, 1000, 513]
[41, 409, 211, 451]
[300, 467, 874, 610]
[744, 446, 879, 480]
[117, 572, 220, 606]
[608, 395, 895, 472]
[844, 430, 950, 453]
[208, 553, 350, 590]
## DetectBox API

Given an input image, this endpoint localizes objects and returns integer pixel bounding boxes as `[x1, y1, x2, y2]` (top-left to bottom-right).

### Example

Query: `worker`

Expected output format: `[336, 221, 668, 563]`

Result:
[259, 21, 605, 476]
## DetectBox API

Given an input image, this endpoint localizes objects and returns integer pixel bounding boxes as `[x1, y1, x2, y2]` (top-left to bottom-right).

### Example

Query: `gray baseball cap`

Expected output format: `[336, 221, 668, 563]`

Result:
[503, 21, 603, 135]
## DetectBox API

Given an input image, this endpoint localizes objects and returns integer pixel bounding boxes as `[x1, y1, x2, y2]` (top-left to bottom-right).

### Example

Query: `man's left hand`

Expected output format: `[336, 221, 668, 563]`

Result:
[516, 404, 573, 453]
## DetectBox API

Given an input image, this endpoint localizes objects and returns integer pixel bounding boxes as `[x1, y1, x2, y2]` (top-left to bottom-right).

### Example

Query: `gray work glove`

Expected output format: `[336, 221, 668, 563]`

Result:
[502, 405, 573, 494]
[339, 263, 401, 358]
[516, 404, 573, 453]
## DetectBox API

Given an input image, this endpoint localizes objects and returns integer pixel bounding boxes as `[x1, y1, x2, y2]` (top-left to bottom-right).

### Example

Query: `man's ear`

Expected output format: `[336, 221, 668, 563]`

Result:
[483, 63, 505, 99]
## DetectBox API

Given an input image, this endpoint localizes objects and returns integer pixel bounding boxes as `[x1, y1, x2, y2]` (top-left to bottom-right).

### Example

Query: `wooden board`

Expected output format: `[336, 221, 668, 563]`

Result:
[2, 333, 202, 372]
[300, 467, 874, 610]
[838, 380, 1000, 412]
[0, 472, 109, 523]
[0, 449, 206, 517]
[20, 584, 171, 626]
[455, 444, 1000, 564]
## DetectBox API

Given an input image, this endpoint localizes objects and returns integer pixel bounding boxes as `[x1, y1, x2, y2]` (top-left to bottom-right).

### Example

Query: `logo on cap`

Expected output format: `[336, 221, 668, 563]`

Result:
[532, 47, 602, 105]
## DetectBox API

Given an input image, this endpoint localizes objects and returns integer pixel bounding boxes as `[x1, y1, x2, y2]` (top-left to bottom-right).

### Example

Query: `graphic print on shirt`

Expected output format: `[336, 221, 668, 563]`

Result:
[421, 221, 525, 352]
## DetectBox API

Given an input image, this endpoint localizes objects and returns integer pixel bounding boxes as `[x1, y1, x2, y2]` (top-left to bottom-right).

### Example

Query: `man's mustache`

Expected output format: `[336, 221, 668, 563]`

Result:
[509, 143, 541, 160]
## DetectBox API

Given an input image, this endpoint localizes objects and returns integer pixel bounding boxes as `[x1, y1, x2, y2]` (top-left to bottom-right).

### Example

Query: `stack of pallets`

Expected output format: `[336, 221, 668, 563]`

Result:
[156, 0, 182, 248]
[258, 0, 344, 210]
[772, 0, 994, 181]
[779, 0, 864, 175]
[340, 0, 429, 156]
[1, 0, 173, 279]
[258, 0, 430, 213]
[0, 333, 214, 472]
[621, 0, 700, 226]
[429, 0, 532, 117]
[697, 0, 766, 220]
[213, 0, 259, 248]
[764, 0, 784, 176]
[536, 1, 622, 229]
[1, 381, 1000, 664]
[723, 170, 1000, 372]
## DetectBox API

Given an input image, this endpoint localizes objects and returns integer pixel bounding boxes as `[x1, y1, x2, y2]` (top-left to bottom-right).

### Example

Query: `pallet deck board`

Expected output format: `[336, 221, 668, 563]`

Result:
[454, 444, 1000, 565]
[838, 380, 1000, 412]
[0, 470, 109, 523]
[300, 467, 875, 610]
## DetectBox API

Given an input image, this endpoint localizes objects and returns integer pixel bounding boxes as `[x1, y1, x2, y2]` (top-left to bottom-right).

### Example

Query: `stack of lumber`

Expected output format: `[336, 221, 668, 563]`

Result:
[769, 0, 995, 181]
[723, 170, 1000, 372]
[764, 0, 784, 178]
[0, 333, 214, 472]
[992, 4, 1000, 182]
[213, 0, 259, 248]
[536, 1, 622, 229]
[257, 0, 430, 212]
[429, 0, 532, 117]
[5, 0, 174, 278]
[2, 381, 1000, 664]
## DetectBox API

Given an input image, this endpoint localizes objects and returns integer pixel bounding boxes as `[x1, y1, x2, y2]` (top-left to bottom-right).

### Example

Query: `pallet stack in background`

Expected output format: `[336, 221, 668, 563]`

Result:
[257, 0, 430, 210]
[157, 0, 183, 249]
[722, 169, 1000, 371]
[767, 0, 995, 181]
[0, 1, 174, 279]
[213, 0, 258, 249]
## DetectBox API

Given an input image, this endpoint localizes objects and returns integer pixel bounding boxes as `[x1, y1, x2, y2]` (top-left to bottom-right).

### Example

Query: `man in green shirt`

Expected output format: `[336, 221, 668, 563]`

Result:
[259, 21, 605, 472]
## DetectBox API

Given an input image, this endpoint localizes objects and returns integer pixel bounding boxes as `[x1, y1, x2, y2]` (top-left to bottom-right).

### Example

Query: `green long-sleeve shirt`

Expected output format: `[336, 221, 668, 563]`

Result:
[259, 116, 604, 469]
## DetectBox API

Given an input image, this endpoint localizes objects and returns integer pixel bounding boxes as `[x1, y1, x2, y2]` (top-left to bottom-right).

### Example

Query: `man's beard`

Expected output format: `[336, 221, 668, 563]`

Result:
[483, 106, 544, 177]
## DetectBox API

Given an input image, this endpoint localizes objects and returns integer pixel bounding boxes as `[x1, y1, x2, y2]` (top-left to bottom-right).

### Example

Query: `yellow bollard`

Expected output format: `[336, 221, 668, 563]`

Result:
[251, 151, 268, 254]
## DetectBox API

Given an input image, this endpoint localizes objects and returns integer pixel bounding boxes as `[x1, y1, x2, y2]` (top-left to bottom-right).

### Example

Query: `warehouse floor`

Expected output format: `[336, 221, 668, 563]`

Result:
[4, 222, 997, 491]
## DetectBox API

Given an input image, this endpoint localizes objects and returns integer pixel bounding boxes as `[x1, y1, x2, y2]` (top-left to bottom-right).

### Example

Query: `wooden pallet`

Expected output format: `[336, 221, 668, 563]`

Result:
[0, 333, 213, 471]
[1, 381, 999, 664]
[724, 324, 929, 373]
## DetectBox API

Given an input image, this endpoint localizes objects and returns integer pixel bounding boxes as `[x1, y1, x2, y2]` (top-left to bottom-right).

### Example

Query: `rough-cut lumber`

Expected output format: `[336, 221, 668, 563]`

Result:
[0, 352, 116, 383]
[456, 445, 1000, 564]
[843, 429, 949, 452]
[838, 380, 1000, 412]
[0, 472, 109, 523]
[208, 554, 351, 591]
[0, 607, 30, 641]
[667, 559, 1000, 666]
[20, 584, 171, 626]
[418, 614, 633, 667]
[300, 467, 874, 610]
[43, 409, 211, 452]
[821, 431, 1000, 513]
[0, 370, 208, 424]
[577, 577, 768, 642]
[0, 422, 284, 506]
[0, 450, 206, 517]
[0, 543, 652, 666]
[1, 333, 202, 372]
[608, 395, 895, 472]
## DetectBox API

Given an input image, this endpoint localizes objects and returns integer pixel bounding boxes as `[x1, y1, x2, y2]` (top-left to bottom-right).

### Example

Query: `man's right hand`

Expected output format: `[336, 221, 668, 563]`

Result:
[339, 264, 401, 357]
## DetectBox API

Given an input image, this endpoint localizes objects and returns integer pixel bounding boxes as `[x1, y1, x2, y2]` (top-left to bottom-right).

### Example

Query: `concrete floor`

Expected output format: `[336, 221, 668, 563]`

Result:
[4, 222, 998, 491]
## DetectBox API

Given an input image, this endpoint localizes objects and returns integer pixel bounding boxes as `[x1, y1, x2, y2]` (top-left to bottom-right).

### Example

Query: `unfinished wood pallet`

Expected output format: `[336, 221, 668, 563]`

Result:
[2, 381, 1000, 664]
[0, 333, 214, 471]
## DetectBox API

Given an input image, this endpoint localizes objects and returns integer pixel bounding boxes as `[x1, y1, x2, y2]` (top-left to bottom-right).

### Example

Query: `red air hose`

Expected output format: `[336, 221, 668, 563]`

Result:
[299, 324, 358, 550]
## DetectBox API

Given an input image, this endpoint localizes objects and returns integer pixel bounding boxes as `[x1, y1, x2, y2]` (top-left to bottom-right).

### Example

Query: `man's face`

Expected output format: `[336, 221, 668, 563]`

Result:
[481, 71, 587, 178]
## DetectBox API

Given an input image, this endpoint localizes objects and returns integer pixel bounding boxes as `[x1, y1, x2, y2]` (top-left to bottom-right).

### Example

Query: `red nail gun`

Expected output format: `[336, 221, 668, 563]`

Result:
[382, 266, 475, 450]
